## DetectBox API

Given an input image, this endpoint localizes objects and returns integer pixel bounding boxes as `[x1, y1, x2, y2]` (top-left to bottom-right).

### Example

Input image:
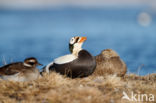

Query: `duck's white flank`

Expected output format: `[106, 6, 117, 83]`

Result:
[45, 54, 77, 74]
[0, 69, 40, 82]
[54, 54, 77, 64]
[0, 73, 26, 82]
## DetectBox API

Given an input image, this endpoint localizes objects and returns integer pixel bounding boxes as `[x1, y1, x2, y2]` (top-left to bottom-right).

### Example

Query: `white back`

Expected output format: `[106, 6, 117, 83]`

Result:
[44, 54, 77, 73]
[54, 54, 77, 64]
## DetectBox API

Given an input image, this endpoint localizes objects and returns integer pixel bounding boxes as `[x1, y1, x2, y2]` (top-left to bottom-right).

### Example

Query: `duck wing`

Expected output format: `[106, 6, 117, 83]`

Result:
[0, 63, 23, 75]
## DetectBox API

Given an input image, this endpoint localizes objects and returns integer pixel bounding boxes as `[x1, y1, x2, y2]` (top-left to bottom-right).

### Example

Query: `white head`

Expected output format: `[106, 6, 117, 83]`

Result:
[69, 36, 87, 56]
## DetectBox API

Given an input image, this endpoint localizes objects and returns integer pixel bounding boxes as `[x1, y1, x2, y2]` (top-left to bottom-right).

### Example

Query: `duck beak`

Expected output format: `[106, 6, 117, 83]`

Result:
[37, 63, 43, 66]
[79, 37, 87, 43]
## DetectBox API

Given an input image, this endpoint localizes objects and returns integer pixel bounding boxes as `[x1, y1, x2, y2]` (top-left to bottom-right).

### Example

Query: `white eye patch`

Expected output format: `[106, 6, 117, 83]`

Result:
[29, 59, 35, 62]
[70, 37, 75, 44]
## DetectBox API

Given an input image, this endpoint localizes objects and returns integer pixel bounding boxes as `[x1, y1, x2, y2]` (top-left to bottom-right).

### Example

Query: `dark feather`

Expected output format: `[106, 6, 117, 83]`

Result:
[50, 50, 96, 78]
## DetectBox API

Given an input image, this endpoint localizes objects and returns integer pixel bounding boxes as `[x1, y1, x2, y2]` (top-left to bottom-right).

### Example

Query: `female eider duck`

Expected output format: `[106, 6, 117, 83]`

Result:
[94, 49, 127, 77]
[44, 36, 96, 78]
[0, 57, 42, 82]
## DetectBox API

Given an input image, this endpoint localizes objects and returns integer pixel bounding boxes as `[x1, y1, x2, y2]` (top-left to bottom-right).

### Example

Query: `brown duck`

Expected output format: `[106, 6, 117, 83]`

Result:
[94, 49, 127, 77]
[0, 57, 42, 82]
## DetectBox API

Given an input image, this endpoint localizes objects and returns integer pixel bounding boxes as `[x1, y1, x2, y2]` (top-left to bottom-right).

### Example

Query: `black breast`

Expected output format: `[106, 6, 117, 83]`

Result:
[50, 50, 96, 78]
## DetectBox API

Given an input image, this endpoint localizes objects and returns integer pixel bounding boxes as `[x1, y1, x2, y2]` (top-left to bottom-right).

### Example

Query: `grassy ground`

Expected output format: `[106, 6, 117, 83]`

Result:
[0, 72, 156, 103]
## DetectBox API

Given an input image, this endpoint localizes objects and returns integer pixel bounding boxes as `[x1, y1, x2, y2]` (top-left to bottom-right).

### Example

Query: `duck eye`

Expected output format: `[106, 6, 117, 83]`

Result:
[70, 38, 75, 44]
[28, 62, 35, 65]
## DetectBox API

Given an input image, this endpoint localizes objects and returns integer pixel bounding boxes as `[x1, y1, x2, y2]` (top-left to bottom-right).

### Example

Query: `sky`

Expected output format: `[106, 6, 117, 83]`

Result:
[0, 0, 155, 9]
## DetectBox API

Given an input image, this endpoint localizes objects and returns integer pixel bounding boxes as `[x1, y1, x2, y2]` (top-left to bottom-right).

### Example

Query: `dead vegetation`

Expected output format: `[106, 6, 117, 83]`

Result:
[0, 49, 155, 103]
[0, 72, 155, 103]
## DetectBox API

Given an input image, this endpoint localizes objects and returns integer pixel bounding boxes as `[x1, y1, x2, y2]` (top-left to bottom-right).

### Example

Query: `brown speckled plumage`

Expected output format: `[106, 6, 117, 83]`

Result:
[94, 49, 127, 77]
[0, 57, 41, 81]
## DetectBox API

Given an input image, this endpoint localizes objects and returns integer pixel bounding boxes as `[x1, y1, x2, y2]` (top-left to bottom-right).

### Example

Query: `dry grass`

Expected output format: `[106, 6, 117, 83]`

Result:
[0, 72, 156, 103]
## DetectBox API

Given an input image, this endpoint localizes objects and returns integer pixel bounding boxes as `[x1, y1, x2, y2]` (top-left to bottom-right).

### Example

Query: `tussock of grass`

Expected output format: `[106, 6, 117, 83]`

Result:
[0, 72, 156, 103]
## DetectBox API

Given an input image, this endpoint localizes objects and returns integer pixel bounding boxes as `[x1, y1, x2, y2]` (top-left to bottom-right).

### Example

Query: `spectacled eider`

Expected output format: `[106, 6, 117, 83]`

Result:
[43, 36, 96, 78]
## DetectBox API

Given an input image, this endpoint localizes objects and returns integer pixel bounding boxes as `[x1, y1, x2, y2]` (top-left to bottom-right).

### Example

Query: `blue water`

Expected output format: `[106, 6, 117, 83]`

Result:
[0, 7, 156, 75]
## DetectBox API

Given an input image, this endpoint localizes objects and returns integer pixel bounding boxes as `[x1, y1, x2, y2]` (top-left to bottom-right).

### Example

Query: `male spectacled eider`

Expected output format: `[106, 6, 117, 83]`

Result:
[0, 57, 42, 82]
[43, 36, 96, 78]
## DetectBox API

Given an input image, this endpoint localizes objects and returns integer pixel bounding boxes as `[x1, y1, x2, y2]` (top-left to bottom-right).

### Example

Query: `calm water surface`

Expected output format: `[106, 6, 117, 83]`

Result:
[0, 7, 156, 75]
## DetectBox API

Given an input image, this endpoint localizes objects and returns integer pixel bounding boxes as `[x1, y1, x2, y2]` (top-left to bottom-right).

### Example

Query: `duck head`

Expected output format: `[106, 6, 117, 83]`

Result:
[69, 36, 87, 56]
[23, 57, 42, 68]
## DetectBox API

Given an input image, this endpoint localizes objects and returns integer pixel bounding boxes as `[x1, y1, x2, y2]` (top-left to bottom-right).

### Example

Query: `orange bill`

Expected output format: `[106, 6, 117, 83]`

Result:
[37, 63, 43, 66]
[79, 37, 87, 43]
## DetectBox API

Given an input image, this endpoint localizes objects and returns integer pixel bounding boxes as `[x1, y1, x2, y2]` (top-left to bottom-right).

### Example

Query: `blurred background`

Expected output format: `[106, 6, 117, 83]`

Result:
[0, 0, 156, 75]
